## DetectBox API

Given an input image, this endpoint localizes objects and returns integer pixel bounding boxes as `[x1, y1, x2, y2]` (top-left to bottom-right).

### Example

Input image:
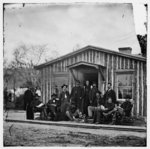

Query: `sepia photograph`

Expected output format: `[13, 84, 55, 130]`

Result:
[3, 1, 148, 147]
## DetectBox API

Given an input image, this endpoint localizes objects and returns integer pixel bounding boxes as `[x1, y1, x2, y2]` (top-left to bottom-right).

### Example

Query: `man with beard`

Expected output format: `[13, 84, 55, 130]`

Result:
[82, 80, 91, 116]
[89, 82, 99, 106]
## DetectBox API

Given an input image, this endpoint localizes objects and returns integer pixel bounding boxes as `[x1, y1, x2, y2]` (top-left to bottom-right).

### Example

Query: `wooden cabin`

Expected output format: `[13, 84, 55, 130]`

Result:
[35, 45, 147, 117]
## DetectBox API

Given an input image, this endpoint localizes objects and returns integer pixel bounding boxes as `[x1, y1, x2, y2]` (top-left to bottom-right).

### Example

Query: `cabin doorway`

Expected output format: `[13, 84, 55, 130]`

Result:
[76, 65, 98, 86]
[68, 62, 105, 93]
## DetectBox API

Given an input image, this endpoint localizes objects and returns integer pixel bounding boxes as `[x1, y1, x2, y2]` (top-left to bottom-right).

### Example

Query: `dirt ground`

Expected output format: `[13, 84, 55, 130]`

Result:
[3, 121, 146, 147]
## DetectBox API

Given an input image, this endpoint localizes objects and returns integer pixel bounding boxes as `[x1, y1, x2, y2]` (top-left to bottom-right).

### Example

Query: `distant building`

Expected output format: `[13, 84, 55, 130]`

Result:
[35, 45, 147, 117]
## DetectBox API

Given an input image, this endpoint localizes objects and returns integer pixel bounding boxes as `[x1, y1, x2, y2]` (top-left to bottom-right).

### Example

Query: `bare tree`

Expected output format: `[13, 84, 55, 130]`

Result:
[7, 44, 48, 88]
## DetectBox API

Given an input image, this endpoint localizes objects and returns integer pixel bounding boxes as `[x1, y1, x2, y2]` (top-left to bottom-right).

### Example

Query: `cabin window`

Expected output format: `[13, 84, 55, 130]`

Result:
[117, 72, 133, 101]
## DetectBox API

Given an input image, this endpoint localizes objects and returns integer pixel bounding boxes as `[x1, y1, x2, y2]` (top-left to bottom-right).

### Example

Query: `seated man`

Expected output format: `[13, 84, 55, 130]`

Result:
[95, 96, 115, 124]
[110, 96, 133, 125]
[31, 94, 44, 111]
[31, 93, 46, 120]
[87, 91, 104, 120]
[46, 93, 61, 121]
[121, 95, 133, 117]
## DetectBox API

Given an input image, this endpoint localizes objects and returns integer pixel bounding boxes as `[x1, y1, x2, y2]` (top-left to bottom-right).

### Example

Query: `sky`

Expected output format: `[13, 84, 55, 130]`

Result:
[4, 2, 147, 64]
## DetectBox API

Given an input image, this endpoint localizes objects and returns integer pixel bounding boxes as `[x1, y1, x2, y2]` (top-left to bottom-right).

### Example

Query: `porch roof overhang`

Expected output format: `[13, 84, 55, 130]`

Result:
[67, 61, 105, 70]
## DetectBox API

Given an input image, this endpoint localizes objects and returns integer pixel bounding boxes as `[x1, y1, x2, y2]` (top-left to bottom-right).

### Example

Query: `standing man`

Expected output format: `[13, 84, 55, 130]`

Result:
[4, 87, 8, 111]
[82, 80, 91, 116]
[59, 84, 71, 120]
[103, 83, 116, 105]
[70, 80, 84, 116]
[89, 82, 99, 106]
[24, 87, 34, 120]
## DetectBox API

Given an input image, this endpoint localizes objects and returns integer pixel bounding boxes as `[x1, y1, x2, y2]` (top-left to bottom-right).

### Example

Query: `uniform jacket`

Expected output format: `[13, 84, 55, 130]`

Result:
[103, 89, 116, 104]
[24, 89, 34, 110]
[71, 86, 84, 110]
[89, 87, 99, 106]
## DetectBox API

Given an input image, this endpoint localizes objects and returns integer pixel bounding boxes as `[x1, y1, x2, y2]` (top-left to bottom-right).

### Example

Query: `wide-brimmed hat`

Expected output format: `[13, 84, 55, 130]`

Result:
[61, 84, 68, 88]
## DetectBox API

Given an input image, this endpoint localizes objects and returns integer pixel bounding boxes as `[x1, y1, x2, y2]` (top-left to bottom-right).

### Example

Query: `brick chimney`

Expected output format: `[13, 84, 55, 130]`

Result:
[118, 47, 132, 54]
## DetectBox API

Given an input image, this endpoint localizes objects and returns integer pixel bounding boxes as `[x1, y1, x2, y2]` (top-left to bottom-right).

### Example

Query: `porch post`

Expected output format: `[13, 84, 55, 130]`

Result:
[98, 69, 104, 93]
[68, 69, 72, 93]
[98, 67, 106, 95]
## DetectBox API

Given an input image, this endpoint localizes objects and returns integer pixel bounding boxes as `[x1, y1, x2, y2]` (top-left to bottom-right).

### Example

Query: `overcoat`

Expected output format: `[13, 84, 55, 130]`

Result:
[71, 86, 84, 112]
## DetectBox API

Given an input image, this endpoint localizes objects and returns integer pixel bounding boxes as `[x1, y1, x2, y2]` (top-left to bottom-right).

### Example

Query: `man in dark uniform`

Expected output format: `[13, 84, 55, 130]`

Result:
[70, 80, 84, 116]
[103, 83, 116, 105]
[89, 82, 99, 106]
[24, 87, 34, 120]
[82, 80, 91, 116]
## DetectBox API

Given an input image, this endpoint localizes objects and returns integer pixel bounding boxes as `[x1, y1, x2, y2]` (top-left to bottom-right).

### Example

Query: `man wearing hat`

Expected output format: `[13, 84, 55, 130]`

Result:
[70, 80, 84, 116]
[59, 84, 71, 120]
[46, 93, 60, 120]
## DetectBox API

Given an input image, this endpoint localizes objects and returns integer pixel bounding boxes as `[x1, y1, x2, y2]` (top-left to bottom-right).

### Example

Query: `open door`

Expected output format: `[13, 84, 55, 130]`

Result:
[68, 62, 106, 93]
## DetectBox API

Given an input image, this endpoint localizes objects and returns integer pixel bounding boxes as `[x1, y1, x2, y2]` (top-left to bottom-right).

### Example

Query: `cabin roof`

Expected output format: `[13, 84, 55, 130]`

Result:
[35, 45, 146, 69]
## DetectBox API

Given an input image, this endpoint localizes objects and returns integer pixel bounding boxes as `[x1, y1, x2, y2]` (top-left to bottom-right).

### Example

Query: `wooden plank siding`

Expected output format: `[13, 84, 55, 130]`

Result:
[127, 58, 130, 69]
[143, 63, 147, 116]
[112, 55, 115, 89]
[108, 55, 112, 84]
[114, 55, 118, 97]
[45, 67, 48, 102]
[139, 62, 143, 116]
[106, 54, 109, 90]
[41, 68, 44, 102]
[133, 61, 137, 116]
[136, 61, 140, 116]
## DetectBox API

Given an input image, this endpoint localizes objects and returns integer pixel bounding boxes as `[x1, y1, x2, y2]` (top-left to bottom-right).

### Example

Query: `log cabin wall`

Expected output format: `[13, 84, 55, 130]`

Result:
[37, 47, 146, 117]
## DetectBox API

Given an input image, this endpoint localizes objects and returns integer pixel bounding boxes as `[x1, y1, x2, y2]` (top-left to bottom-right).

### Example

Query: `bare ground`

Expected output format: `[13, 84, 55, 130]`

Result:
[3, 121, 146, 147]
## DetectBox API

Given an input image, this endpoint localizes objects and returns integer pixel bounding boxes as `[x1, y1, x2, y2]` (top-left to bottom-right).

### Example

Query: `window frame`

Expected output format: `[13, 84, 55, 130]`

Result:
[115, 69, 134, 102]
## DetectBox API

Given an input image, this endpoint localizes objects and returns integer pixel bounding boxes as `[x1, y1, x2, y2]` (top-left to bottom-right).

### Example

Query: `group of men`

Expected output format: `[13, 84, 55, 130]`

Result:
[23, 80, 133, 125]
[67, 80, 118, 123]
